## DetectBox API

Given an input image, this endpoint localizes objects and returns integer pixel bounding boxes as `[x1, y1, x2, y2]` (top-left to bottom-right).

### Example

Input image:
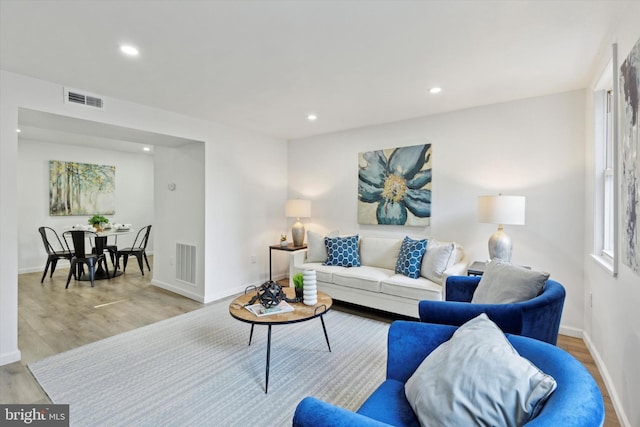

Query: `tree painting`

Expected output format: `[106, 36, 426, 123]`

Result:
[49, 160, 115, 216]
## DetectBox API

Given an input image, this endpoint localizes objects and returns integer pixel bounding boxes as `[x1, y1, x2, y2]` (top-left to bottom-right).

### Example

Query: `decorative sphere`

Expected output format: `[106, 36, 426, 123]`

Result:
[257, 281, 285, 308]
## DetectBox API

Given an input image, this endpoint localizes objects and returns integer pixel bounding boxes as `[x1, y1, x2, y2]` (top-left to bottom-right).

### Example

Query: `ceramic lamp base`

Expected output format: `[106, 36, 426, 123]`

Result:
[488, 227, 512, 262]
[291, 219, 305, 247]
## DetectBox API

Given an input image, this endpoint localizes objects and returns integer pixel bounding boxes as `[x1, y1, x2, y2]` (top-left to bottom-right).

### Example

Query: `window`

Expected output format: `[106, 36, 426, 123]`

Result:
[593, 58, 618, 275]
[602, 90, 614, 259]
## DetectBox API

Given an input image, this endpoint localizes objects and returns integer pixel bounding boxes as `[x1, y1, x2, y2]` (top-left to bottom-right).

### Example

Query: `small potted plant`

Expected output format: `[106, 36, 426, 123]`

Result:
[88, 214, 109, 232]
[292, 272, 304, 301]
[280, 234, 288, 247]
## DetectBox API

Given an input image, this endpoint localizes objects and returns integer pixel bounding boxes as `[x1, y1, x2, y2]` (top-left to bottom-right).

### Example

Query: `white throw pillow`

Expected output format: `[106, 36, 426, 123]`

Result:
[359, 237, 402, 270]
[420, 239, 454, 284]
[471, 259, 549, 304]
[447, 243, 464, 268]
[306, 230, 338, 263]
[405, 313, 557, 427]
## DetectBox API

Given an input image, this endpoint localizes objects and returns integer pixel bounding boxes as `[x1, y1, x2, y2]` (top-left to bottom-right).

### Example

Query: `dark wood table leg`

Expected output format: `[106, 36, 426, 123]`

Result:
[265, 325, 272, 393]
[320, 315, 332, 352]
[269, 247, 273, 281]
[248, 324, 254, 345]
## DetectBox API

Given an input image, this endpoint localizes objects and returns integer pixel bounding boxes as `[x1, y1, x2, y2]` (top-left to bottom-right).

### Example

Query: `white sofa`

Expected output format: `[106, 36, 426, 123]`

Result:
[289, 234, 468, 318]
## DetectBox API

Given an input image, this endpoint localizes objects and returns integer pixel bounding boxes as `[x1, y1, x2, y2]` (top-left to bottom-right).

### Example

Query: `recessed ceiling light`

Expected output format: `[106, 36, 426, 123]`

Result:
[120, 44, 139, 56]
[307, 114, 317, 121]
[429, 87, 442, 94]
[16, 128, 21, 133]
[143, 147, 151, 152]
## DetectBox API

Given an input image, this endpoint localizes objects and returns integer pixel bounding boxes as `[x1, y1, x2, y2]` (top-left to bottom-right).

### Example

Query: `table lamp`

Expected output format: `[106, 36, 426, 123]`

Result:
[285, 199, 311, 247]
[478, 194, 525, 262]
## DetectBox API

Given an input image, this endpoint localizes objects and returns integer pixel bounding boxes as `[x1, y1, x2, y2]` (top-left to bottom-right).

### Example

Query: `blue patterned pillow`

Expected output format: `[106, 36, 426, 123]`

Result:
[395, 236, 428, 279]
[323, 235, 361, 267]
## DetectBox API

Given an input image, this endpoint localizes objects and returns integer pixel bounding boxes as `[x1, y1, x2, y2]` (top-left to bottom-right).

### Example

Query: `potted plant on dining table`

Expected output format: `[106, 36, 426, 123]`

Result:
[88, 214, 109, 232]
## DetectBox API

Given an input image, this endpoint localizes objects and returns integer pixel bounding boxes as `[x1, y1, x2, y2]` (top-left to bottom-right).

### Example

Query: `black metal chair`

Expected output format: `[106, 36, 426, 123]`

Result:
[105, 237, 119, 267]
[38, 226, 74, 283]
[64, 230, 111, 288]
[92, 234, 118, 268]
[116, 225, 152, 275]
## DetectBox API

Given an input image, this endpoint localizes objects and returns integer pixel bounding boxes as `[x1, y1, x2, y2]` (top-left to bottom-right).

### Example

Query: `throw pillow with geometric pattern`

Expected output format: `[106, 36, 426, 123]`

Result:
[395, 236, 428, 279]
[323, 235, 361, 267]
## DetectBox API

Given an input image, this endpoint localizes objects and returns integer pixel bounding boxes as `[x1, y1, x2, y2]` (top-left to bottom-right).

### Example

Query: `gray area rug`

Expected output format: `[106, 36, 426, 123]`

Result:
[29, 298, 389, 426]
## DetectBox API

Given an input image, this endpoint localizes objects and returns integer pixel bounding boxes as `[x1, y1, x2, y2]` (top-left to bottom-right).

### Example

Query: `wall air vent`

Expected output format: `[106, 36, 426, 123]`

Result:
[64, 88, 105, 110]
[176, 243, 197, 285]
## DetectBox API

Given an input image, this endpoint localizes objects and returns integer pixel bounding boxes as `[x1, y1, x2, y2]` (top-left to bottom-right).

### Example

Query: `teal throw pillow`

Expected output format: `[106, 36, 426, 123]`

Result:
[323, 235, 361, 267]
[395, 236, 428, 279]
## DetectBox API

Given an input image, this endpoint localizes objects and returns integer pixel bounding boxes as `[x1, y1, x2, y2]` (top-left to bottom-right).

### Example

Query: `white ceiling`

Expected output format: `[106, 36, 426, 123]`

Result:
[1, 1, 637, 141]
[18, 109, 199, 153]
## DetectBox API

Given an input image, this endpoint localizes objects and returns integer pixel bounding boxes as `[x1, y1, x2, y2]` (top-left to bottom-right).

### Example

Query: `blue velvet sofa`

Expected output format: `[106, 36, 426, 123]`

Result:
[293, 321, 604, 427]
[418, 276, 565, 344]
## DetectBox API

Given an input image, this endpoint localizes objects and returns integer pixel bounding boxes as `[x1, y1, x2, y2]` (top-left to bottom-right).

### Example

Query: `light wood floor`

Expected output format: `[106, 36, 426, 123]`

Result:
[0, 264, 621, 426]
[0, 257, 201, 404]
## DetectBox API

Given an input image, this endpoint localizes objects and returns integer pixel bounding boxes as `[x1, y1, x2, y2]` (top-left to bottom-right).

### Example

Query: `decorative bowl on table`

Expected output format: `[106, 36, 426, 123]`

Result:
[72, 224, 94, 231]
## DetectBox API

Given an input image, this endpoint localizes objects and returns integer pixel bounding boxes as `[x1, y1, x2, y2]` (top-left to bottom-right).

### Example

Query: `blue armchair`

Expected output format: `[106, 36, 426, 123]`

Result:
[293, 321, 604, 427]
[418, 275, 565, 344]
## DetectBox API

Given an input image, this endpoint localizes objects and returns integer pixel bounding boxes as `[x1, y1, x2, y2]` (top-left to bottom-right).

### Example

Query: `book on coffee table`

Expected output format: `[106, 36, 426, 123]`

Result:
[245, 300, 294, 317]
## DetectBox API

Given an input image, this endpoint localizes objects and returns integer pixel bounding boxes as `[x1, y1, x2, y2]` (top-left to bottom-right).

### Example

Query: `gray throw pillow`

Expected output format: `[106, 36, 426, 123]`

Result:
[471, 259, 549, 304]
[306, 230, 338, 263]
[405, 313, 557, 427]
[420, 239, 454, 284]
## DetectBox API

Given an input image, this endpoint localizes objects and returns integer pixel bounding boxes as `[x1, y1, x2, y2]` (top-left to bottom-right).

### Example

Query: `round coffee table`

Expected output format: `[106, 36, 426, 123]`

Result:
[229, 287, 332, 393]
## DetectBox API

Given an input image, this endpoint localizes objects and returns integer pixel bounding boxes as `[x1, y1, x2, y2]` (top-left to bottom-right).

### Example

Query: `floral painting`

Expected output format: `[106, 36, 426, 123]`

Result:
[358, 144, 432, 226]
[49, 160, 115, 216]
[620, 37, 640, 274]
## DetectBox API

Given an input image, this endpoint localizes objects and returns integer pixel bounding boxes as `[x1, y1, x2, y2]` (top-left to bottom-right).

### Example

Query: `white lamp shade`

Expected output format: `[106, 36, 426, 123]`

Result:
[285, 199, 311, 218]
[478, 195, 525, 225]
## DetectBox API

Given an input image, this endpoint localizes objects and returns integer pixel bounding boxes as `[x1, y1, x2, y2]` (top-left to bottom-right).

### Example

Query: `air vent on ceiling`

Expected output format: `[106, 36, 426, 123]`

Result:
[64, 88, 105, 110]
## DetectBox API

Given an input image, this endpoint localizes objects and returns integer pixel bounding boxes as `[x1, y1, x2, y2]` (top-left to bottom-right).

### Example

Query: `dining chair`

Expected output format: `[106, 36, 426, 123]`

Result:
[105, 237, 119, 267]
[92, 234, 118, 268]
[38, 226, 74, 283]
[116, 225, 152, 275]
[64, 230, 111, 288]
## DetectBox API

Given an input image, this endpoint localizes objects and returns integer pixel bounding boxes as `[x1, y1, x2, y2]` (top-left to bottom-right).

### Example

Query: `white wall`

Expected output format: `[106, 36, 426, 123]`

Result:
[0, 70, 288, 365]
[289, 90, 586, 335]
[582, 14, 640, 427]
[153, 143, 205, 300]
[18, 139, 155, 274]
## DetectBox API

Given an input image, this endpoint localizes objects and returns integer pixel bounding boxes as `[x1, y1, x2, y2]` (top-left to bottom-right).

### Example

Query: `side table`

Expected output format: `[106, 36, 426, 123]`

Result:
[467, 260, 531, 276]
[269, 243, 307, 281]
[467, 261, 487, 276]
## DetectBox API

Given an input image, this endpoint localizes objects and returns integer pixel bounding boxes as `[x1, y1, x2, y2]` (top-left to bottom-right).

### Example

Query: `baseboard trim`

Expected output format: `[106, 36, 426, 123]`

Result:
[0, 349, 22, 367]
[151, 279, 205, 303]
[558, 324, 582, 338]
[20, 263, 70, 275]
[583, 331, 631, 427]
[204, 274, 288, 303]
[21, 252, 154, 275]
[151, 273, 288, 305]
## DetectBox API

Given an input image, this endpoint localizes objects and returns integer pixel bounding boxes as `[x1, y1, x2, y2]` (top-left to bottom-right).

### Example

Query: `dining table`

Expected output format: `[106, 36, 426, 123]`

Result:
[63, 227, 135, 281]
